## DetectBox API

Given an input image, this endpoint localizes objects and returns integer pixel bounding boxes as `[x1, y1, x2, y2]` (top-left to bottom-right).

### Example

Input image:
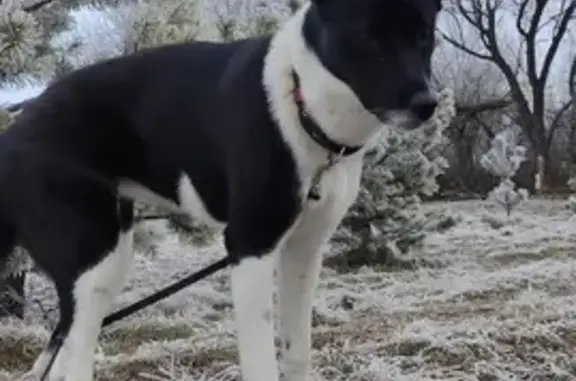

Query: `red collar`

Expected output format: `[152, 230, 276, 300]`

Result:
[290, 70, 362, 157]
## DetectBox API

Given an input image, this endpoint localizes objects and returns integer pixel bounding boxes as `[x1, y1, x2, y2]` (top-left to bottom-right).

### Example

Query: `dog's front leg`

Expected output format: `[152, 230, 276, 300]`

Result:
[229, 246, 280, 381]
[277, 237, 324, 381]
[277, 157, 362, 381]
[277, 205, 348, 381]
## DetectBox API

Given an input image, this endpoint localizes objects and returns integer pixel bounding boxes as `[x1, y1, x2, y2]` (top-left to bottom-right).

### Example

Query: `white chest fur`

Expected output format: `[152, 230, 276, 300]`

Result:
[298, 155, 364, 226]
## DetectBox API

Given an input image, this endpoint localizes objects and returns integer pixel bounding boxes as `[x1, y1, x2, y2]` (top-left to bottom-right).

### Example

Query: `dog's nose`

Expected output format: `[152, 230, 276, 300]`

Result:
[409, 91, 438, 121]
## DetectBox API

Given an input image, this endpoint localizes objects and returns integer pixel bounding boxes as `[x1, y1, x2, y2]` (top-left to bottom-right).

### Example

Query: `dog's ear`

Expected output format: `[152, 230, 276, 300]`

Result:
[435, 0, 443, 10]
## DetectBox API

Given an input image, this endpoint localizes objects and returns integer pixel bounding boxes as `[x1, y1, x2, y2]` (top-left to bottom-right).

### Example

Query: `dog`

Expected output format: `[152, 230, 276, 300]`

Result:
[0, 0, 442, 380]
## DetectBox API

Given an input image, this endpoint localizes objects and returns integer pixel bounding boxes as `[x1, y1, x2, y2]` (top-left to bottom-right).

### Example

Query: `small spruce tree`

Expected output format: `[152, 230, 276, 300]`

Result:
[480, 126, 529, 219]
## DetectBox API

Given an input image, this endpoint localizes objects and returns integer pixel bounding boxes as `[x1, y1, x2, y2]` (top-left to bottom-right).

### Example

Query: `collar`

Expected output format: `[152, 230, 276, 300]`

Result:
[291, 70, 362, 157]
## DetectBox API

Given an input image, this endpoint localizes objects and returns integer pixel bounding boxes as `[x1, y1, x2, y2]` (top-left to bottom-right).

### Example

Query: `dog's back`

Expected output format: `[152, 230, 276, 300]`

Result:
[0, 36, 286, 225]
[3, 37, 270, 176]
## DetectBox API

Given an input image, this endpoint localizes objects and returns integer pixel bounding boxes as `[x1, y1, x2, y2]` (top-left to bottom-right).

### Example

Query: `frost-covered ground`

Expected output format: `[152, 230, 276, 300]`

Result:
[1, 198, 575, 381]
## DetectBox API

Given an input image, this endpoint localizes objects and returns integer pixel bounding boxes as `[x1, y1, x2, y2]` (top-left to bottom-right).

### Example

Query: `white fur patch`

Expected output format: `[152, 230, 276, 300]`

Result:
[117, 179, 180, 212]
[177, 174, 225, 230]
[262, 3, 384, 196]
[231, 254, 279, 381]
[118, 173, 226, 231]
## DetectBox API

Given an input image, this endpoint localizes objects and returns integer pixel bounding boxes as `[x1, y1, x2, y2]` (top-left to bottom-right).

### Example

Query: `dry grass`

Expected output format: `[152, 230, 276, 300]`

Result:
[1, 199, 576, 380]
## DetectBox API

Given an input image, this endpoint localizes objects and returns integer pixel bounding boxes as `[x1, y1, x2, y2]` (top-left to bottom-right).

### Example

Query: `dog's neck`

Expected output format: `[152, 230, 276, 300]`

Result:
[263, 3, 384, 164]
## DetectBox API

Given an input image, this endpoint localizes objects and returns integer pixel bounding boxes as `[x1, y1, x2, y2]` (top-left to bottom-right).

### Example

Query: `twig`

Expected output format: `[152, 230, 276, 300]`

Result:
[22, 0, 58, 13]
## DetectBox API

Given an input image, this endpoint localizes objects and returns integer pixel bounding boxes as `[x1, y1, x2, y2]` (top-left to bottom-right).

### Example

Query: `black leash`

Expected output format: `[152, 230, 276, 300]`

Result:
[102, 256, 229, 326]
[102, 213, 231, 326]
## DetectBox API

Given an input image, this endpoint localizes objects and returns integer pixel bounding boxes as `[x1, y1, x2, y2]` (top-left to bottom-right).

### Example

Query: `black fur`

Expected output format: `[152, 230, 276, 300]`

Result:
[0, 37, 302, 263]
[0, 38, 302, 364]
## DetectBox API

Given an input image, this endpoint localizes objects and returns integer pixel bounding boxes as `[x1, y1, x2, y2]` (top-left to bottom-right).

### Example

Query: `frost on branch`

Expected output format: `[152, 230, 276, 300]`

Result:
[480, 127, 529, 219]
[0, 0, 44, 79]
[326, 88, 457, 272]
[207, 0, 288, 42]
[127, 0, 200, 53]
[0, 0, 69, 82]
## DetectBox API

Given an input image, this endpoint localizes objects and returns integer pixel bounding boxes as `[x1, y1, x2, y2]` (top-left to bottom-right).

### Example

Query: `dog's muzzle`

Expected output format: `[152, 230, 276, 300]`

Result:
[408, 91, 438, 123]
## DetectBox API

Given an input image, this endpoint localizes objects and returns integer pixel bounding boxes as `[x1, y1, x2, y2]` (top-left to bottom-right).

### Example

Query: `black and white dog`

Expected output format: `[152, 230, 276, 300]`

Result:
[0, 0, 442, 380]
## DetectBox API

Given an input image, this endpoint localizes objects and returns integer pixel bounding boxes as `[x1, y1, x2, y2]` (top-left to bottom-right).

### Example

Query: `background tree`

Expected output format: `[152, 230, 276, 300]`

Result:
[432, 44, 514, 196]
[440, 0, 576, 190]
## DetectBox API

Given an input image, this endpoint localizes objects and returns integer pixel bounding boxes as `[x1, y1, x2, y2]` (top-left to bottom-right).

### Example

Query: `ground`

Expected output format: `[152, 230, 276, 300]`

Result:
[1, 198, 575, 381]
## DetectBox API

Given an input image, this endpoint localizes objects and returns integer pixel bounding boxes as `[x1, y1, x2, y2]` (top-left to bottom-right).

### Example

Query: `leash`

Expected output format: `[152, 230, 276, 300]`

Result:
[99, 213, 231, 326]
[102, 256, 229, 326]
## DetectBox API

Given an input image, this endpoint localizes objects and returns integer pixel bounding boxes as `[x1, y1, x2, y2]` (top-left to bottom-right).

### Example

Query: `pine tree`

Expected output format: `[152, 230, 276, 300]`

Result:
[326, 88, 457, 271]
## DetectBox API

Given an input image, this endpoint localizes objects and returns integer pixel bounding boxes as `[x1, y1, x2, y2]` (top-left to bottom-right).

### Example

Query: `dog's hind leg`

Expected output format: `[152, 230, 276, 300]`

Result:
[21, 197, 134, 381]
[50, 231, 133, 381]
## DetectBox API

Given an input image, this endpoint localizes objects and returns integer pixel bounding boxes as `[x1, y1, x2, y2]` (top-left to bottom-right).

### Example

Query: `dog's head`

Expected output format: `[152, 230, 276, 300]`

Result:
[304, 0, 442, 129]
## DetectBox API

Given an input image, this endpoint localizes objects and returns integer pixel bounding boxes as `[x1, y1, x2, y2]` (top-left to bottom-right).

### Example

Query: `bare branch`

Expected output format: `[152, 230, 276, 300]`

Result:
[455, 98, 513, 117]
[522, 0, 547, 88]
[473, 114, 496, 139]
[569, 56, 576, 98]
[22, 0, 58, 13]
[539, 0, 576, 86]
[440, 33, 493, 60]
[547, 99, 573, 148]
[516, 0, 530, 38]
